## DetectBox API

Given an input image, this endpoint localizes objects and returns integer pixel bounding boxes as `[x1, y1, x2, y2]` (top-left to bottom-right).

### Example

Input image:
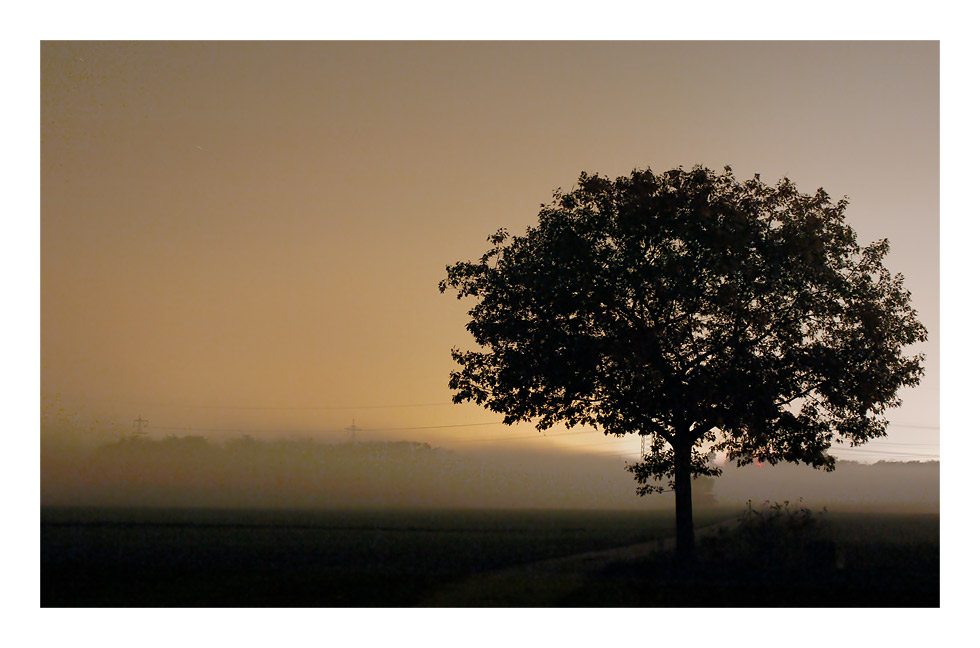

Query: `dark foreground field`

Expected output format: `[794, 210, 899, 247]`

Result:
[560, 512, 939, 607]
[41, 507, 937, 607]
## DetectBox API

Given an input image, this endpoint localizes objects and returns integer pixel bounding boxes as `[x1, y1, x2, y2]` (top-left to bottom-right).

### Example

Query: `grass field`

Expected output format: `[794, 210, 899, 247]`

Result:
[41, 506, 937, 607]
[561, 512, 939, 607]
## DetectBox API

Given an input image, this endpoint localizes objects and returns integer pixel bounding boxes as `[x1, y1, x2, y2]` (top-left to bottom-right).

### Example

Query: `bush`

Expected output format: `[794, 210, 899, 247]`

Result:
[707, 499, 830, 579]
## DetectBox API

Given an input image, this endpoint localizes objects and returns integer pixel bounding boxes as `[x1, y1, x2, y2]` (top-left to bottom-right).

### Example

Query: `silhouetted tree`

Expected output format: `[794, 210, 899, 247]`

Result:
[439, 166, 926, 567]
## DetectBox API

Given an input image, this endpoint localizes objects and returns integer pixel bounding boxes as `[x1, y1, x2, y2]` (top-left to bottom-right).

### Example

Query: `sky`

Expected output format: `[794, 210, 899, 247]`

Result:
[15, 0, 976, 637]
[41, 41, 939, 463]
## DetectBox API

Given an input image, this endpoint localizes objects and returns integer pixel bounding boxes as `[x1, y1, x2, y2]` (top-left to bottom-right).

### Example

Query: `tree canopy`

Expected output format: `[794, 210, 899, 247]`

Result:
[439, 165, 927, 560]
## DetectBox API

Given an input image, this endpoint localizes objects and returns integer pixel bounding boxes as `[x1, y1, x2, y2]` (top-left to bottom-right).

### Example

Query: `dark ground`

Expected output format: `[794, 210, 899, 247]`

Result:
[562, 514, 940, 607]
[41, 507, 937, 607]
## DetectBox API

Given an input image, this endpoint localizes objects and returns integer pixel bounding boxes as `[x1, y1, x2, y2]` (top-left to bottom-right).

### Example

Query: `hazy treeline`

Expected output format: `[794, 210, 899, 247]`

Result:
[711, 457, 939, 513]
[42, 422, 937, 512]
[41, 432, 666, 510]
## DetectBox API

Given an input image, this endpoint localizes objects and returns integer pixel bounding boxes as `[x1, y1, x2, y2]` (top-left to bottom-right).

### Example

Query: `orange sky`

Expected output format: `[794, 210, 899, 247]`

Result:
[40, 41, 939, 461]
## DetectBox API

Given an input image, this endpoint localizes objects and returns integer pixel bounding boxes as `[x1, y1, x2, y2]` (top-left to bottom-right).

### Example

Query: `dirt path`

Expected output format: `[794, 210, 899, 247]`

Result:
[418, 519, 737, 607]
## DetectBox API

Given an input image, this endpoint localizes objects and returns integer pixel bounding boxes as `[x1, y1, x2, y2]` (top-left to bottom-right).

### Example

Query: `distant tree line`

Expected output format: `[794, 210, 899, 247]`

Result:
[41, 435, 674, 510]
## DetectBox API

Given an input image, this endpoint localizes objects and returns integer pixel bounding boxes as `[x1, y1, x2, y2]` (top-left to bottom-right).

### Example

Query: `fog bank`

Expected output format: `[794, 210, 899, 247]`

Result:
[42, 422, 938, 513]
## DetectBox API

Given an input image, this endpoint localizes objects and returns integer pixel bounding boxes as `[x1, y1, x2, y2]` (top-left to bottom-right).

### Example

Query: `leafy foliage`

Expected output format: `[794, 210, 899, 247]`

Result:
[440, 166, 927, 496]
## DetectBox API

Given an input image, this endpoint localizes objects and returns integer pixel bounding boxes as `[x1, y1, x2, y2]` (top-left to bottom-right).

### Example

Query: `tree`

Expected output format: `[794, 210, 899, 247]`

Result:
[439, 166, 927, 566]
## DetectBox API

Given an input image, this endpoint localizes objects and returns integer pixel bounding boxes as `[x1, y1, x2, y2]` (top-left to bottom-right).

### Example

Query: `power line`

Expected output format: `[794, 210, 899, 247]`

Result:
[437, 429, 597, 444]
[151, 420, 504, 435]
[145, 419, 940, 448]
[154, 401, 456, 411]
[858, 441, 939, 447]
[357, 422, 503, 432]
[148, 422, 604, 444]
[43, 393, 457, 411]
[831, 447, 939, 459]
[153, 425, 294, 435]
[47, 393, 939, 431]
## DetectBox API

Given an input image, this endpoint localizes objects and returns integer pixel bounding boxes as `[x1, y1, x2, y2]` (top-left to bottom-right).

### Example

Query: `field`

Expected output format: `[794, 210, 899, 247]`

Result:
[559, 512, 940, 607]
[41, 506, 938, 607]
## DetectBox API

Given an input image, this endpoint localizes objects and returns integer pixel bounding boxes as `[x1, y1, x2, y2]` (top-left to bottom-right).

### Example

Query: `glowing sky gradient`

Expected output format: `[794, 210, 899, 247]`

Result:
[41, 41, 938, 462]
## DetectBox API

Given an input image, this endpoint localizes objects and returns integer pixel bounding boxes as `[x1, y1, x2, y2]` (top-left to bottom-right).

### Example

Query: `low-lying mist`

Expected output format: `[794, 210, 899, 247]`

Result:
[41, 419, 938, 513]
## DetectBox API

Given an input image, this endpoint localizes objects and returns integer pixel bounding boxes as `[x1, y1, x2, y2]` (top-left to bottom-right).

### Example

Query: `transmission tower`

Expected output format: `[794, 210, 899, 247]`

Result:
[345, 419, 360, 444]
[132, 415, 149, 439]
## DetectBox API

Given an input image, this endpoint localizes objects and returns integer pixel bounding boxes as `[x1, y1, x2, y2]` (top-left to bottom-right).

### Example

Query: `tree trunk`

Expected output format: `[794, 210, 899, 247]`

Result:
[673, 439, 696, 571]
